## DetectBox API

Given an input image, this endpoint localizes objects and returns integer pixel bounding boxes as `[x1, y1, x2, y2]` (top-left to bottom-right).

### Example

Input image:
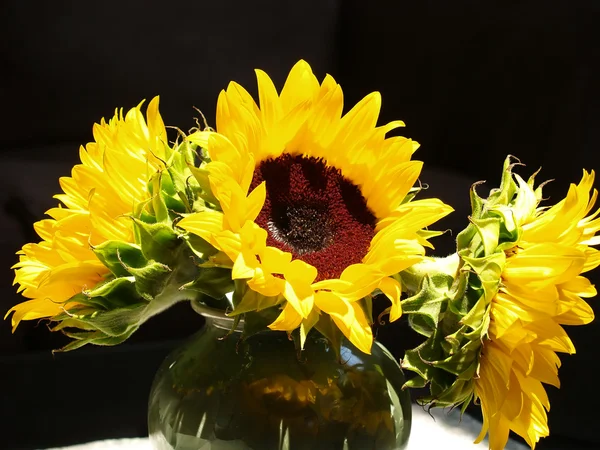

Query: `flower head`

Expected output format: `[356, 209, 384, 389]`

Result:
[178, 60, 452, 353]
[6, 98, 225, 350]
[474, 166, 599, 449]
[400, 158, 599, 449]
[8, 98, 168, 329]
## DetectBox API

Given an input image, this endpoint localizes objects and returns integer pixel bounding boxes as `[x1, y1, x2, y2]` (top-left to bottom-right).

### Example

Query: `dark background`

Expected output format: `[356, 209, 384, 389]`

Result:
[1, 1, 599, 448]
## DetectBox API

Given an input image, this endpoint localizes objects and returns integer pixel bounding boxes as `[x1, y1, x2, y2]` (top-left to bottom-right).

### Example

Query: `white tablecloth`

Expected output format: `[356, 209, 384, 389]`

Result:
[44, 405, 528, 450]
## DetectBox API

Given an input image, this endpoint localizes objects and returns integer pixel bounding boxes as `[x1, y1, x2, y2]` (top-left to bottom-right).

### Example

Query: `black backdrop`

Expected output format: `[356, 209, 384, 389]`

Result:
[1, 1, 599, 449]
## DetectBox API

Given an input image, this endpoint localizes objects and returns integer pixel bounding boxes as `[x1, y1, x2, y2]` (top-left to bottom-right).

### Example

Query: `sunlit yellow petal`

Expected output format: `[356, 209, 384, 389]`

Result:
[315, 291, 373, 354]
[268, 301, 303, 331]
[9, 98, 168, 328]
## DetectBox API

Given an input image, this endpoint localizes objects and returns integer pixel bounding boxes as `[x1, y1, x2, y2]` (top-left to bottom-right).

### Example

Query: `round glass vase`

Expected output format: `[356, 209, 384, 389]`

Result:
[148, 302, 412, 450]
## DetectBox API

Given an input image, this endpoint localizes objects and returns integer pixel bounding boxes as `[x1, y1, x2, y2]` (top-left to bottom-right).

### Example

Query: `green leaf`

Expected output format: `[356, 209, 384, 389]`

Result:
[165, 144, 201, 214]
[58, 293, 110, 311]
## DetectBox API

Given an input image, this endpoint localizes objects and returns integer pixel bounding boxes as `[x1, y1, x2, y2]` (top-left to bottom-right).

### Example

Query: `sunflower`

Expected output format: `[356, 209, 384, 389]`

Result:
[178, 60, 453, 353]
[7, 97, 168, 330]
[474, 170, 600, 449]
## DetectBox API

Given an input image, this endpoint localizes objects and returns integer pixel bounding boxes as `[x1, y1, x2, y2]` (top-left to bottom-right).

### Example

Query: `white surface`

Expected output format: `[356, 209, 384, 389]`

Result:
[43, 404, 528, 450]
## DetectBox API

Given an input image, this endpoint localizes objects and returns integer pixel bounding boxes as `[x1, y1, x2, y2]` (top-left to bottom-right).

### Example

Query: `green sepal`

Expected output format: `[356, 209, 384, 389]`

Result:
[460, 294, 490, 330]
[432, 347, 478, 377]
[53, 303, 147, 337]
[188, 165, 220, 207]
[149, 172, 170, 223]
[51, 243, 204, 351]
[54, 326, 140, 353]
[489, 206, 520, 242]
[83, 276, 137, 306]
[184, 233, 220, 260]
[401, 329, 445, 382]
[417, 377, 475, 409]
[408, 314, 436, 338]
[446, 271, 472, 316]
[470, 216, 501, 256]
[403, 374, 428, 389]
[179, 266, 234, 307]
[487, 156, 518, 207]
[164, 141, 201, 213]
[92, 241, 147, 277]
[456, 187, 484, 252]
[131, 217, 181, 264]
[124, 260, 172, 301]
[400, 273, 453, 332]
[400, 155, 550, 415]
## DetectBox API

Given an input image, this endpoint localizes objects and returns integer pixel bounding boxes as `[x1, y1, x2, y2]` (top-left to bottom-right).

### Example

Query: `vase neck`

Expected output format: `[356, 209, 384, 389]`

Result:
[191, 300, 244, 333]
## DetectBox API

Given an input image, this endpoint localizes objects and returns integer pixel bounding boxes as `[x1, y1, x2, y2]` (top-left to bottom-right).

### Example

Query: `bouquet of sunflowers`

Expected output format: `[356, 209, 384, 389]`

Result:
[7, 61, 599, 450]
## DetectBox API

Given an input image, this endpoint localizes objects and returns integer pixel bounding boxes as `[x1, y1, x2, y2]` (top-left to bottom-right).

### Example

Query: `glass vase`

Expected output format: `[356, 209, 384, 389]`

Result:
[148, 302, 412, 449]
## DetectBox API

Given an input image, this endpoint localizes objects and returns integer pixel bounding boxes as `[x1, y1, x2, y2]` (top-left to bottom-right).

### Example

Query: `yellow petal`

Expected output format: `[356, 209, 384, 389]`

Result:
[260, 246, 292, 275]
[315, 291, 373, 354]
[279, 59, 319, 113]
[178, 210, 225, 243]
[187, 130, 212, 148]
[283, 278, 314, 319]
[300, 309, 320, 348]
[285, 259, 318, 285]
[232, 250, 260, 280]
[247, 267, 285, 297]
[503, 243, 585, 288]
[378, 276, 403, 321]
[255, 68, 282, 129]
[269, 301, 303, 331]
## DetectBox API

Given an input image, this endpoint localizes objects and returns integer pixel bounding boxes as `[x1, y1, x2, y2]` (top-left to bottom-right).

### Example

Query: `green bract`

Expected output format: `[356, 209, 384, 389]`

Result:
[399, 157, 533, 411]
[51, 139, 233, 351]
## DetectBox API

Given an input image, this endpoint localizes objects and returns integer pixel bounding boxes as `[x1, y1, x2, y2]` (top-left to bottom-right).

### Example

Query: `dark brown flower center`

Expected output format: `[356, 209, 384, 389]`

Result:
[250, 154, 377, 281]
